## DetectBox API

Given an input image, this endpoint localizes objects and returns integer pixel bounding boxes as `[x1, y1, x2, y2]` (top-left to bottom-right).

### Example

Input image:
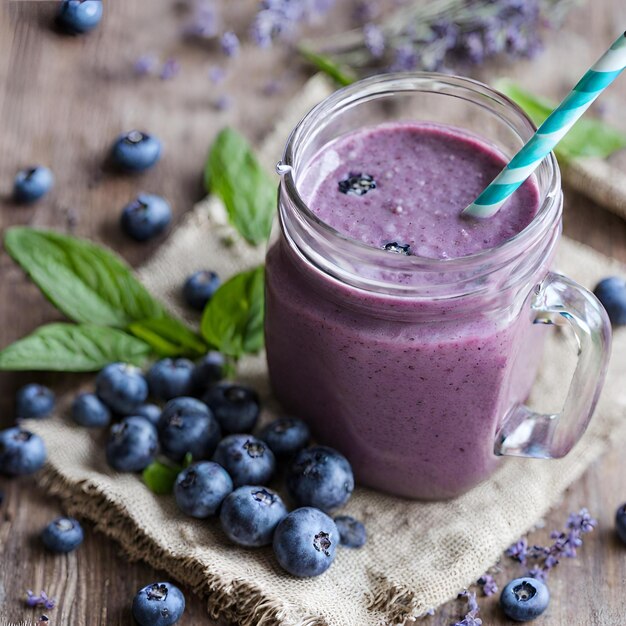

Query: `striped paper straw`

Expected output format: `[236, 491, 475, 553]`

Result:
[464, 31, 626, 219]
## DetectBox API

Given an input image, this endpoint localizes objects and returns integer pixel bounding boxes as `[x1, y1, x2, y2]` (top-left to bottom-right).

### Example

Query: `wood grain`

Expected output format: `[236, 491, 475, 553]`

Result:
[0, 1, 625, 625]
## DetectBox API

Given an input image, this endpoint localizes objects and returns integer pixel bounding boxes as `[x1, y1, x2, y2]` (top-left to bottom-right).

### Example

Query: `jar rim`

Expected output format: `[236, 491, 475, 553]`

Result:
[280, 72, 561, 281]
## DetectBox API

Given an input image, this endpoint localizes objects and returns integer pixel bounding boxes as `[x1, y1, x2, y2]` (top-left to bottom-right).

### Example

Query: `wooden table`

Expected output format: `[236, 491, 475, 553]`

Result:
[1, 2, 625, 624]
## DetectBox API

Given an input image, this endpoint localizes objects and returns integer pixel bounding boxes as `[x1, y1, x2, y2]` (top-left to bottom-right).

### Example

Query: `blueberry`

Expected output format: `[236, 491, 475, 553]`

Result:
[41, 517, 84, 553]
[615, 503, 626, 545]
[500, 577, 550, 622]
[594, 277, 626, 326]
[220, 485, 287, 547]
[96, 363, 148, 414]
[259, 417, 310, 457]
[147, 359, 194, 401]
[15, 383, 55, 419]
[286, 446, 354, 512]
[132, 582, 185, 626]
[191, 351, 226, 394]
[273, 507, 338, 577]
[71, 392, 111, 427]
[57, 0, 103, 34]
[157, 397, 221, 463]
[383, 241, 411, 255]
[111, 130, 161, 172]
[120, 193, 171, 242]
[334, 515, 366, 548]
[0, 427, 47, 476]
[203, 382, 260, 434]
[133, 403, 162, 426]
[106, 416, 158, 472]
[174, 461, 233, 518]
[213, 435, 275, 487]
[182, 270, 221, 311]
[338, 172, 376, 196]
[13, 166, 54, 203]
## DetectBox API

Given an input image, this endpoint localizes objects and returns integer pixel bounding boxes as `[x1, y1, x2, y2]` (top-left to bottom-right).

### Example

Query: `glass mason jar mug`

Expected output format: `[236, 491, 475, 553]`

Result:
[265, 74, 611, 500]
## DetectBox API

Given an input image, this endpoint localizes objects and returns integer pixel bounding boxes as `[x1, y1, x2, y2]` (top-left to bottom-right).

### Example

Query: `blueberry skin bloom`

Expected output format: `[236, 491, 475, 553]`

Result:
[500, 577, 550, 622]
[15, 383, 56, 419]
[111, 130, 161, 172]
[191, 351, 226, 395]
[594, 277, 626, 326]
[71, 392, 111, 427]
[334, 515, 366, 548]
[273, 507, 339, 577]
[57, 0, 103, 34]
[174, 461, 233, 518]
[133, 403, 162, 426]
[183, 270, 221, 311]
[213, 435, 275, 487]
[147, 358, 194, 401]
[286, 446, 354, 512]
[616, 503, 626, 545]
[132, 582, 185, 626]
[204, 382, 260, 434]
[13, 166, 54, 203]
[220, 485, 287, 547]
[260, 417, 310, 457]
[0, 427, 47, 476]
[96, 363, 148, 414]
[106, 416, 158, 473]
[157, 397, 221, 463]
[121, 194, 172, 242]
[41, 517, 84, 553]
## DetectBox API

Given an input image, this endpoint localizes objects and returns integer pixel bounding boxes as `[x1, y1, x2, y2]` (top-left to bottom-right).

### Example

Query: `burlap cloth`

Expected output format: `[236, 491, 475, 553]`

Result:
[26, 76, 626, 626]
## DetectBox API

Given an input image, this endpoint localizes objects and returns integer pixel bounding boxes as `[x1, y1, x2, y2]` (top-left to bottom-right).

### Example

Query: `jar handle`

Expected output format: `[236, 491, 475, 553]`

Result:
[495, 271, 611, 459]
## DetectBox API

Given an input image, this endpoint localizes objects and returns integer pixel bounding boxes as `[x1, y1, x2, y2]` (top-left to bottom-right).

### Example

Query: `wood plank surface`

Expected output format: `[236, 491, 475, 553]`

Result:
[0, 1, 625, 625]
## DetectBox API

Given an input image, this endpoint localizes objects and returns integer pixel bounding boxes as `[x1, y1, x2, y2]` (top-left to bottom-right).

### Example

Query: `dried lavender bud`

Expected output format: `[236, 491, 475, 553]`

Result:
[220, 31, 240, 57]
[454, 590, 482, 626]
[477, 573, 498, 597]
[25, 590, 56, 610]
[338, 172, 376, 196]
[505, 537, 528, 564]
[134, 54, 157, 76]
[208, 64, 226, 84]
[363, 23, 385, 58]
[183, 0, 219, 39]
[160, 57, 181, 80]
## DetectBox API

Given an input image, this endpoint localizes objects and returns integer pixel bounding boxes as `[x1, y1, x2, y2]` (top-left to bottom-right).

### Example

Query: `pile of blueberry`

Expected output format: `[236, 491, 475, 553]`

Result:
[90, 356, 365, 579]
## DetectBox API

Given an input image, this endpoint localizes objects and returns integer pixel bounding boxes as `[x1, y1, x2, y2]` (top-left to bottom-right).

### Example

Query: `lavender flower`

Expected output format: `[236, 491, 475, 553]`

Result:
[160, 57, 181, 80]
[220, 31, 240, 57]
[353, 0, 380, 24]
[363, 23, 385, 58]
[183, 0, 219, 39]
[526, 564, 548, 582]
[567, 508, 597, 534]
[208, 64, 226, 84]
[505, 537, 528, 564]
[477, 573, 498, 597]
[25, 590, 56, 610]
[134, 54, 158, 76]
[214, 94, 233, 111]
[389, 43, 417, 71]
[250, 0, 337, 47]
[454, 591, 482, 626]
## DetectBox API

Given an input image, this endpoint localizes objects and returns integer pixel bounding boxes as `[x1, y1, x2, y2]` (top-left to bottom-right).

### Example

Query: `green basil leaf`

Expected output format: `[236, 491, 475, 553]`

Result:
[142, 460, 181, 495]
[4, 227, 169, 328]
[204, 128, 276, 246]
[298, 47, 357, 87]
[129, 317, 208, 358]
[200, 266, 265, 358]
[495, 79, 626, 163]
[0, 323, 151, 372]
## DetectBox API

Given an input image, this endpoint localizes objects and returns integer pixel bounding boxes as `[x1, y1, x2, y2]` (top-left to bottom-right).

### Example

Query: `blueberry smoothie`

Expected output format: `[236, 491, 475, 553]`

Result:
[266, 122, 546, 499]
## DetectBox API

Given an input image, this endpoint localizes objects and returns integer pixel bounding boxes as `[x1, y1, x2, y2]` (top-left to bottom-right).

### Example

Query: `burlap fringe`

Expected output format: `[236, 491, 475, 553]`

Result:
[35, 465, 327, 626]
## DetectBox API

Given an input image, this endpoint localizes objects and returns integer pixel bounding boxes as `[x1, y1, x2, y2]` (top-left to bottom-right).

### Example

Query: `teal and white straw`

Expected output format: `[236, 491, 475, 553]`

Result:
[464, 32, 626, 219]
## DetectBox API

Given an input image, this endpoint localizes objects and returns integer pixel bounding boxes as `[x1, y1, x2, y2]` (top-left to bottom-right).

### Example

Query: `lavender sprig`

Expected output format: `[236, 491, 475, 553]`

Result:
[506, 508, 597, 581]
[300, 0, 577, 78]
[25, 590, 56, 610]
